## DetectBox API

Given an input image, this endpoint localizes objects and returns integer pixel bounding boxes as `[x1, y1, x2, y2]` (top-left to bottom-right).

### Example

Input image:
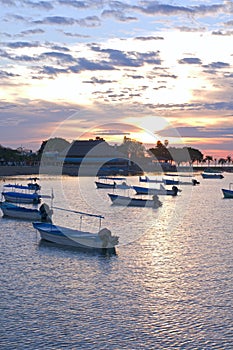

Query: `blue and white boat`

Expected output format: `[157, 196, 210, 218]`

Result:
[33, 207, 119, 251]
[201, 169, 224, 179]
[133, 184, 179, 196]
[2, 184, 41, 204]
[95, 177, 131, 189]
[0, 201, 53, 221]
[1, 183, 52, 204]
[222, 183, 233, 198]
[202, 172, 224, 179]
[139, 176, 163, 184]
[108, 193, 163, 208]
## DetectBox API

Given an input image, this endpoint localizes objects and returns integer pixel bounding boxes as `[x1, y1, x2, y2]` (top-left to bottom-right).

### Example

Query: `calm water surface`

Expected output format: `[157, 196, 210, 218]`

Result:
[1, 173, 233, 349]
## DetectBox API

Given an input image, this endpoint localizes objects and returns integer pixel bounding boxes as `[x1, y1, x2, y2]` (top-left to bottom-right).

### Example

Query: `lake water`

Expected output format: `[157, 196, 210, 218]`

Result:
[1, 173, 233, 349]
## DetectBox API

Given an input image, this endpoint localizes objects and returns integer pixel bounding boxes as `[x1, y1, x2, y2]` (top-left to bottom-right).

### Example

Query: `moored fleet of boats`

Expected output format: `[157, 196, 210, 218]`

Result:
[0, 169, 232, 252]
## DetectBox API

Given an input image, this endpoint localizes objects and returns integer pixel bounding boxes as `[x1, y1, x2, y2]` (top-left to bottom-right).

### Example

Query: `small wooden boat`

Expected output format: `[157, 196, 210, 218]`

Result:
[139, 176, 163, 183]
[0, 201, 53, 221]
[133, 184, 179, 196]
[163, 178, 199, 185]
[2, 188, 41, 204]
[95, 177, 131, 189]
[222, 183, 233, 198]
[1, 184, 52, 204]
[33, 208, 119, 251]
[108, 193, 162, 208]
[163, 178, 180, 185]
[202, 172, 224, 179]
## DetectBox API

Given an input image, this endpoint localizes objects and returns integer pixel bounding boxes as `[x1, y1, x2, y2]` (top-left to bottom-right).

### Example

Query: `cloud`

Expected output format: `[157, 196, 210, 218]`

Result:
[5, 41, 40, 48]
[22, 1, 54, 10]
[19, 28, 45, 36]
[33, 15, 101, 27]
[57, 0, 89, 9]
[134, 36, 164, 40]
[178, 57, 202, 64]
[0, 70, 20, 78]
[82, 77, 116, 84]
[63, 31, 90, 38]
[101, 10, 137, 22]
[158, 126, 233, 139]
[40, 51, 76, 64]
[134, 1, 226, 16]
[202, 61, 230, 69]
[90, 46, 162, 67]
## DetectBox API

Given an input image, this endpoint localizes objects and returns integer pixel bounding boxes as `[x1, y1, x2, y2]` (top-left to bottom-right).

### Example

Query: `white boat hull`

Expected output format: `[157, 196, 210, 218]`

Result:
[1, 206, 41, 220]
[108, 193, 162, 208]
[2, 192, 41, 204]
[33, 222, 118, 251]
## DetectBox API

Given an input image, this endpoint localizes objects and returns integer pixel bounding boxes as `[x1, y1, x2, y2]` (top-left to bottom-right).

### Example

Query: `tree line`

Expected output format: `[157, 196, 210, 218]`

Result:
[0, 137, 232, 166]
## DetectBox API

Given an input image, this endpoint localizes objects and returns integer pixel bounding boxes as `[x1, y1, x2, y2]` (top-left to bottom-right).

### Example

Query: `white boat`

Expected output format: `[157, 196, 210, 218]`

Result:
[108, 193, 163, 208]
[133, 184, 180, 196]
[0, 201, 53, 221]
[1, 183, 51, 204]
[139, 176, 163, 183]
[2, 189, 41, 204]
[33, 208, 119, 251]
[222, 183, 233, 198]
[95, 177, 131, 189]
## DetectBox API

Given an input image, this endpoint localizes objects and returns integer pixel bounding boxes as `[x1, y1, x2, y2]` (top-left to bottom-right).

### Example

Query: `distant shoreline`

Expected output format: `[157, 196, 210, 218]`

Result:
[0, 164, 233, 178]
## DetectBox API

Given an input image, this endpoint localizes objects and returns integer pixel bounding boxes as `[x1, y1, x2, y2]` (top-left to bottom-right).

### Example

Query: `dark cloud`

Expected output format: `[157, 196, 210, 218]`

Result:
[5, 41, 40, 48]
[0, 0, 16, 5]
[212, 30, 233, 36]
[134, 1, 225, 16]
[63, 32, 90, 38]
[0, 70, 20, 78]
[178, 57, 202, 64]
[83, 77, 116, 84]
[19, 28, 45, 36]
[176, 26, 206, 32]
[70, 58, 114, 72]
[33, 16, 77, 25]
[22, 1, 53, 10]
[134, 36, 164, 40]
[41, 51, 76, 63]
[48, 45, 70, 52]
[91, 46, 162, 67]
[38, 66, 68, 76]
[33, 15, 101, 27]
[101, 10, 137, 22]
[202, 61, 230, 69]
[57, 0, 89, 9]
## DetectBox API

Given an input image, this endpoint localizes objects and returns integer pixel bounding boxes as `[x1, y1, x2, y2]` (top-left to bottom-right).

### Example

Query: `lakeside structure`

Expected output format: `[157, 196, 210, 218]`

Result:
[1, 137, 232, 177]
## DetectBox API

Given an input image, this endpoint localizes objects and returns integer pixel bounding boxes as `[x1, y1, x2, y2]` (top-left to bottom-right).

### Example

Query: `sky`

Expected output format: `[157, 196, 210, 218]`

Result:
[0, 0, 232, 158]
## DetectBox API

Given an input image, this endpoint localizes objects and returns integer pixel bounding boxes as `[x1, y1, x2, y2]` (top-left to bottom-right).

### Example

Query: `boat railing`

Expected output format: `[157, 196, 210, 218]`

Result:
[52, 206, 104, 231]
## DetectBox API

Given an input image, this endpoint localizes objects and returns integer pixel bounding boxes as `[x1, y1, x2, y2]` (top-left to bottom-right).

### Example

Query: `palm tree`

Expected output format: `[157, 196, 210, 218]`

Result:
[204, 155, 213, 167]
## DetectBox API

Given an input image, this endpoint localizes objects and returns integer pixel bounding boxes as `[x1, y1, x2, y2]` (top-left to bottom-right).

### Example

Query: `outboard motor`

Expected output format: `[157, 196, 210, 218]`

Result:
[98, 227, 119, 248]
[39, 203, 53, 222]
[172, 186, 179, 196]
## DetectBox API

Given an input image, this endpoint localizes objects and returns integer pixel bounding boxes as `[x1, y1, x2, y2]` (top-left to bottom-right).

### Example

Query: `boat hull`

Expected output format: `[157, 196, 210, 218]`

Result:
[222, 189, 233, 198]
[202, 173, 224, 179]
[139, 176, 163, 183]
[95, 181, 131, 190]
[95, 181, 115, 189]
[33, 222, 118, 251]
[2, 192, 41, 204]
[133, 185, 176, 196]
[108, 193, 162, 208]
[0, 203, 42, 220]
